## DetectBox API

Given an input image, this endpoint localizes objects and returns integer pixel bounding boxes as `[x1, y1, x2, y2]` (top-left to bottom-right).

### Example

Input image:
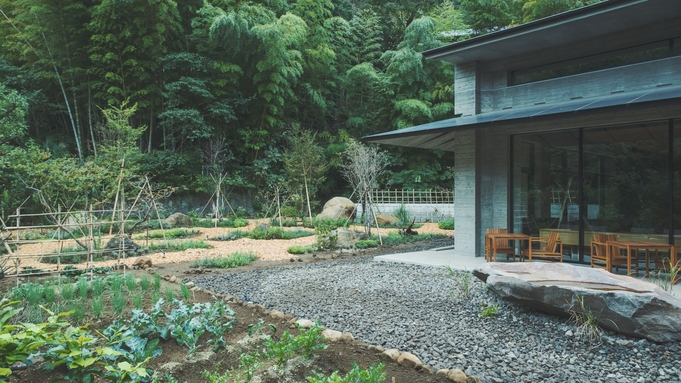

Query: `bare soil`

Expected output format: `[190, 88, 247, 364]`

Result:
[6, 223, 456, 383]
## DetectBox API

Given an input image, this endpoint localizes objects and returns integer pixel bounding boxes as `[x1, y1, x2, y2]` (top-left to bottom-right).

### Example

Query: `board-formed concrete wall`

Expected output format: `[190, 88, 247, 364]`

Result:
[453, 129, 477, 257]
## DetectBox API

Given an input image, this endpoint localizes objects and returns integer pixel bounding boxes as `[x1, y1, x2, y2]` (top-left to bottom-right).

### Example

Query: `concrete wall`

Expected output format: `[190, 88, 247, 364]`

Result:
[477, 126, 510, 256]
[454, 61, 479, 117]
[453, 129, 477, 256]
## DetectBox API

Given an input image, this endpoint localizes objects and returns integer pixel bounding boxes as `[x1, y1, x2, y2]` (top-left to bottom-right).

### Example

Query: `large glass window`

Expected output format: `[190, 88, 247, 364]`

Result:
[674, 120, 681, 247]
[512, 121, 674, 263]
[583, 123, 670, 244]
[512, 130, 579, 259]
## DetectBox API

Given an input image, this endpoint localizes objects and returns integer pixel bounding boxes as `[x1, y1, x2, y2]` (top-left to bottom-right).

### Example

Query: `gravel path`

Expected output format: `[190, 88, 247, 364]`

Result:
[188, 256, 681, 383]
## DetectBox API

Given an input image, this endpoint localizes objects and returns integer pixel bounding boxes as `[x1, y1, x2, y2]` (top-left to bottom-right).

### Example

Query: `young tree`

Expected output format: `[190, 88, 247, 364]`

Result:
[283, 125, 328, 221]
[340, 139, 389, 234]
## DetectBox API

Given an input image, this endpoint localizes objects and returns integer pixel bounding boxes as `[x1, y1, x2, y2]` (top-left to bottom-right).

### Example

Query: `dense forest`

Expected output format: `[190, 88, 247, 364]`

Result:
[0, 0, 599, 217]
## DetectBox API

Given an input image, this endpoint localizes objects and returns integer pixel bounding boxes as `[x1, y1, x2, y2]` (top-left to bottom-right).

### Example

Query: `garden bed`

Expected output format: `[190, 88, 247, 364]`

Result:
[2, 222, 456, 383]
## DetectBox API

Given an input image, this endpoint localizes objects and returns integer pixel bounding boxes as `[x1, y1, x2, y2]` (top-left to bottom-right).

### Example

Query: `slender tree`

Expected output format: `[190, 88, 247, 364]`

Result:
[340, 139, 389, 234]
[283, 125, 328, 220]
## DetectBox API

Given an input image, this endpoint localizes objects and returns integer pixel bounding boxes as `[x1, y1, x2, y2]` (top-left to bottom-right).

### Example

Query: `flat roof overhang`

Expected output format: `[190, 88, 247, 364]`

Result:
[363, 85, 681, 152]
[425, 0, 681, 64]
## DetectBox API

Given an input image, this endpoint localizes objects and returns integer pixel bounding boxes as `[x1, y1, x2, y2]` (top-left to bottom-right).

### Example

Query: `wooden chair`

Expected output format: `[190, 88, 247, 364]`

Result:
[485, 228, 518, 262]
[528, 231, 563, 262]
[590, 234, 618, 270]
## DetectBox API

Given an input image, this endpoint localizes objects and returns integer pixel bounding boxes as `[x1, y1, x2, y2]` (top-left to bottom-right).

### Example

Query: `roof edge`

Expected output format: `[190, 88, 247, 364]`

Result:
[423, 0, 647, 61]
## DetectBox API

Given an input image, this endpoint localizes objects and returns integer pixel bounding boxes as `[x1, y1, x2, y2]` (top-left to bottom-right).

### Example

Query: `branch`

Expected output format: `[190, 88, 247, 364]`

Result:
[29, 186, 89, 250]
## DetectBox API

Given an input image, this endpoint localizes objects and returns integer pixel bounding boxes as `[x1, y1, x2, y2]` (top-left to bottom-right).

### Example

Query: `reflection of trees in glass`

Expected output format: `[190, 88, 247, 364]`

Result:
[585, 138, 668, 233]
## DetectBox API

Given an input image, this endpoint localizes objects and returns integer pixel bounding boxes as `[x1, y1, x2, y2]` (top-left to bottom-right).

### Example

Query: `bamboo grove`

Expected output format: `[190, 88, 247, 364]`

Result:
[0, 0, 598, 215]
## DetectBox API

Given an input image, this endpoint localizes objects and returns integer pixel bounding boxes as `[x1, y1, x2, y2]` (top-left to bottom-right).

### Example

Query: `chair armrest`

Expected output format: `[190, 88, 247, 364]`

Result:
[529, 237, 547, 245]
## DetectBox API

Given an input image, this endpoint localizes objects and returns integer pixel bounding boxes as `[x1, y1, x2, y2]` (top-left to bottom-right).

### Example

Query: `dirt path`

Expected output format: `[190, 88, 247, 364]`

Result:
[10, 221, 453, 275]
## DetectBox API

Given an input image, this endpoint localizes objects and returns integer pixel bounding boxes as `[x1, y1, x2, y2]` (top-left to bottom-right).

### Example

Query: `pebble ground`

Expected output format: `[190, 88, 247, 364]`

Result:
[189, 256, 681, 383]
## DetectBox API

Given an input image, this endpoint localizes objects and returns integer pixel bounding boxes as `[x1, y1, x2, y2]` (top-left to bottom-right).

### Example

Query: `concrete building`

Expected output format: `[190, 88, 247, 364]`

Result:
[365, 0, 681, 261]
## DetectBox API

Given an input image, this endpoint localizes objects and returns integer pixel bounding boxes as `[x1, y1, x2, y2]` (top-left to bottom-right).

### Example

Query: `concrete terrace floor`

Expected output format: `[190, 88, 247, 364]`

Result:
[373, 247, 681, 296]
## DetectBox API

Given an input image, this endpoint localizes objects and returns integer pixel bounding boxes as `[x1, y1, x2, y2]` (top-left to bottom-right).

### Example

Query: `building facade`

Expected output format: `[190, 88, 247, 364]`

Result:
[365, 0, 681, 260]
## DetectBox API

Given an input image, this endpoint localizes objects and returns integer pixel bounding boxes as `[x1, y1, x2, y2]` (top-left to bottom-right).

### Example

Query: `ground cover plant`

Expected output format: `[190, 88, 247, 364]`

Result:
[144, 228, 201, 239]
[192, 218, 250, 229]
[147, 240, 212, 252]
[209, 227, 314, 241]
[191, 251, 258, 269]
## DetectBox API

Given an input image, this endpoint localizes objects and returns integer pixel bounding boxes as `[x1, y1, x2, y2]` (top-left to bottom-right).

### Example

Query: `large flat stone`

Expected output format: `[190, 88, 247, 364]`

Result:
[474, 262, 681, 343]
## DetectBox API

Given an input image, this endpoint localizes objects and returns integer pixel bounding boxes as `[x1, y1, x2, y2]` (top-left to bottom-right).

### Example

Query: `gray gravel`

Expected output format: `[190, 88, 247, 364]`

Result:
[188, 256, 681, 383]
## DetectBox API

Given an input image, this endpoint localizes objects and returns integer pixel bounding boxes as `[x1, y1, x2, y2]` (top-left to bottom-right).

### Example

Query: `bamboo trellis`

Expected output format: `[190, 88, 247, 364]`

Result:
[0, 207, 140, 286]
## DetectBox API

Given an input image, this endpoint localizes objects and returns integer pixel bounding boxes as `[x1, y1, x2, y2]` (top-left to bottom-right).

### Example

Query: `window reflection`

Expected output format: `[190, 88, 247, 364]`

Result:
[511, 121, 673, 263]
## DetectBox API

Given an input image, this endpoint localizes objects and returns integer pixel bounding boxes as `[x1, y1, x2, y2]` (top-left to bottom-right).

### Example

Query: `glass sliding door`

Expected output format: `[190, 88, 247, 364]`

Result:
[512, 130, 580, 260]
[583, 122, 670, 249]
[674, 120, 681, 248]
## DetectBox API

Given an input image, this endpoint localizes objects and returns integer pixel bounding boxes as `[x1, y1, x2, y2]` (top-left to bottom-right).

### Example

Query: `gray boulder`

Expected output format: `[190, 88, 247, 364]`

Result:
[163, 212, 193, 228]
[474, 262, 681, 342]
[331, 228, 368, 248]
[317, 197, 355, 220]
[104, 235, 140, 256]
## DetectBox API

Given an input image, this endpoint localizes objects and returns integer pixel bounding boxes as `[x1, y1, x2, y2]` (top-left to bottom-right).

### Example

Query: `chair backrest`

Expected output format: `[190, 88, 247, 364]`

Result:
[593, 234, 618, 243]
[486, 228, 512, 249]
[591, 234, 618, 256]
[545, 231, 560, 252]
[486, 228, 507, 235]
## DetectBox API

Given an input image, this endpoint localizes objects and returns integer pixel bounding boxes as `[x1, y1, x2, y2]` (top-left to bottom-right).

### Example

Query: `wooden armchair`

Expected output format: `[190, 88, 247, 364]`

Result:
[484, 228, 518, 262]
[590, 234, 618, 270]
[528, 231, 563, 262]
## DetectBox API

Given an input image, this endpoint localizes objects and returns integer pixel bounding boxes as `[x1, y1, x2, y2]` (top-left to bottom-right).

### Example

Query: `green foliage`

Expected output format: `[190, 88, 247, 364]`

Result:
[307, 362, 386, 383]
[393, 205, 411, 226]
[447, 267, 474, 299]
[287, 244, 317, 254]
[209, 230, 246, 241]
[193, 218, 250, 228]
[438, 219, 455, 230]
[354, 240, 379, 249]
[522, 0, 598, 22]
[479, 303, 499, 318]
[146, 228, 200, 239]
[377, 231, 448, 246]
[460, 0, 522, 33]
[0, 299, 52, 379]
[147, 240, 212, 252]
[264, 322, 328, 367]
[191, 252, 258, 269]
[648, 258, 680, 295]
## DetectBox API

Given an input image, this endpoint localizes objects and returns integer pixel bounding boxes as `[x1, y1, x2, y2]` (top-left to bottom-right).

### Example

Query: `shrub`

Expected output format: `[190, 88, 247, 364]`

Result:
[287, 245, 316, 254]
[393, 204, 411, 227]
[355, 240, 379, 249]
[438, 219, 455, 230]
[209, 230, 245, 241]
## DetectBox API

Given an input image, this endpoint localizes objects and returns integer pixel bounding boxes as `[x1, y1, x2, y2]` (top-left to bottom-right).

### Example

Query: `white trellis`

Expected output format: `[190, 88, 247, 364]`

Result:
[356, 189, 455, 223]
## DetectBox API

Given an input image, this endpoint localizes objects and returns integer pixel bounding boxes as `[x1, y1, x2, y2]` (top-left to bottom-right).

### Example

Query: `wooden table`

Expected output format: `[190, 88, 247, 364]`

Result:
[486, 233, 530, 262]
[606, 240, 676, 277]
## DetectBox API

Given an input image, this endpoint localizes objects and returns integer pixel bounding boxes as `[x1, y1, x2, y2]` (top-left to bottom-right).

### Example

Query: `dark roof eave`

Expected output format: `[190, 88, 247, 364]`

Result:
[422, 0, 664, 64]
[363, 85, 681, 151]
